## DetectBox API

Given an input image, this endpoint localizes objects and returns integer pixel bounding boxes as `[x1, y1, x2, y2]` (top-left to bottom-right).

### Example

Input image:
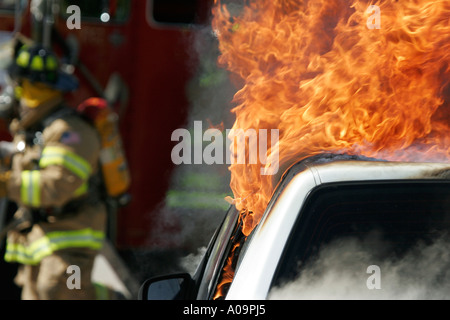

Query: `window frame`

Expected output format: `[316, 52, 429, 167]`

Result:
[269, 179, 450, 291]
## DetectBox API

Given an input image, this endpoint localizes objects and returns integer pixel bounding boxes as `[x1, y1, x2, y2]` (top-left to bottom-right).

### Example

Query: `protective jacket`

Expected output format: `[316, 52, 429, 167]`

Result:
[4, 104, 107, 265]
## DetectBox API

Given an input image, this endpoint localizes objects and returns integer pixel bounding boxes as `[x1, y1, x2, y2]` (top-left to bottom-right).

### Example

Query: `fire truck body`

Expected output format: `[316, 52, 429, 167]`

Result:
[0, 0, 212, 249]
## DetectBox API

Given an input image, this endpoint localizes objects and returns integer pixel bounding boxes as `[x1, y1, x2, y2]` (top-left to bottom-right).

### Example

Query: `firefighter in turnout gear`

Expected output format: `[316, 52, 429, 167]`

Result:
[0, 44, 107, 299]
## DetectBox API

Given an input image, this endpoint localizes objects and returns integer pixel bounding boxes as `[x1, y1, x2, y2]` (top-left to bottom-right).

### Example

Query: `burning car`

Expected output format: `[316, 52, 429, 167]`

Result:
[140, 0, 450, 301]
[139, 154, 450, 300]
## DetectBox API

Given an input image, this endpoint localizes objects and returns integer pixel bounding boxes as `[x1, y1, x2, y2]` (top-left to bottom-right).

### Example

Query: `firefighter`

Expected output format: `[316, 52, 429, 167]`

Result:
[0, 44, 107, 300]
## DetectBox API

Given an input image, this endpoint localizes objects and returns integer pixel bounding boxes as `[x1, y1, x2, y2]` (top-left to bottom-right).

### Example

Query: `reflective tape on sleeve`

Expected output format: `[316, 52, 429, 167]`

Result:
[21, 170, 41, 207]
[73, 181, 89, 197]
[4, 228, 105, 265]
[40, 146, 92, 180]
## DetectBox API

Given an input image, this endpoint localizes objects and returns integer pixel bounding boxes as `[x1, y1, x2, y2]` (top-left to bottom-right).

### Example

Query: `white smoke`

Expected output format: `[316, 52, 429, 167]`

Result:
[179, 246, 207, 276]
[269, 232, 450, 300]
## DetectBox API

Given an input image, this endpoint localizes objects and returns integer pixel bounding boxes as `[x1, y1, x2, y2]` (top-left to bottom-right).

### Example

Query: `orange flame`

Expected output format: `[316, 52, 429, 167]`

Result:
[212, 0, 450, 239]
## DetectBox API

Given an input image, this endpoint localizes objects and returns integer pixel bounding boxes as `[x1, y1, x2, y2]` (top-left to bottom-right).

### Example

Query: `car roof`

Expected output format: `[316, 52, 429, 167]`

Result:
[278, 153, 449, 186]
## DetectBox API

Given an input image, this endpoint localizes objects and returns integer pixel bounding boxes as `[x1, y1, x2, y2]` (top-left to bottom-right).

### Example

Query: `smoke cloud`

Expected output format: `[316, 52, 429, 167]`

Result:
[269, 232, 450, 300]
[141, 25, 236, 255]
[179, 246, 207, 276]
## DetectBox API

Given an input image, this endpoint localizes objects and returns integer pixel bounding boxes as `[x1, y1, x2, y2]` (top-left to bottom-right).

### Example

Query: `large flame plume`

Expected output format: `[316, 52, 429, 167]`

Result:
[212, 0, 450, 238]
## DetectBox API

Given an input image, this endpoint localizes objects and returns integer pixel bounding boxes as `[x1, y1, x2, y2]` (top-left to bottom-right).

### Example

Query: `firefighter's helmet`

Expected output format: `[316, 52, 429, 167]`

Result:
[8, 45, 78, 92]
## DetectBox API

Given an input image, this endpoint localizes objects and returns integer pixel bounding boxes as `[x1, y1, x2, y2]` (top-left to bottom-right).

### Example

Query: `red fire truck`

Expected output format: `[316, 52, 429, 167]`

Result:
[0, 0, 213, 250]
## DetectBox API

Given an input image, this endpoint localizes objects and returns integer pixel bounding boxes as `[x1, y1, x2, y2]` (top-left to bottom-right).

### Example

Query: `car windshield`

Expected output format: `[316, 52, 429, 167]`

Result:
[269, 180, 450, 299]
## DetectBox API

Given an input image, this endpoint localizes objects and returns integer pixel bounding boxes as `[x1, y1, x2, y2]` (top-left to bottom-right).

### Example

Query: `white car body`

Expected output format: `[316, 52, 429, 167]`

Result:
[226, 159, 450, 299]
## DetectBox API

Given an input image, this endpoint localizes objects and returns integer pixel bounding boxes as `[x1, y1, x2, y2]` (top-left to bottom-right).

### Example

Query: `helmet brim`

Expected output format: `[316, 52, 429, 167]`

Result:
[8, 62, 79, 92]
[52, 71, 79, 92]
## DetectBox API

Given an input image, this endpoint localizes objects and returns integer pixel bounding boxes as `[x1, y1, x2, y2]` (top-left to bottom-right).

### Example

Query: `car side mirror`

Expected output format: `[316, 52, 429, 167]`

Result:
[138, 273, 194, 300]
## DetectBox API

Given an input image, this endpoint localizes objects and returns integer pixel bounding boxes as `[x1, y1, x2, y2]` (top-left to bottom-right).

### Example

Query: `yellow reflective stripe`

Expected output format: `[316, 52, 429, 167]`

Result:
[4, 241, 52, 265]
[40, 146, 92, 180]
[21, 169, 87, 207]
[21, 170, 41, 207]
[73, 181, 89, 197]
[30, 55, 44, 71]
[4, 228, 105, 265]
[94, 283, 111, 300]
[16, 50, 30, 67]
[14, 85, 23, 99]
[46, 55, 58, 70]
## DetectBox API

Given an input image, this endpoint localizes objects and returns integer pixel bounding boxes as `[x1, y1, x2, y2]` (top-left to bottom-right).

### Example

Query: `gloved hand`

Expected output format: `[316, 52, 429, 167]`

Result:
[0, 170, 11, 198]
[15, 206, 34, 234]
[0, 206, 34, 237]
